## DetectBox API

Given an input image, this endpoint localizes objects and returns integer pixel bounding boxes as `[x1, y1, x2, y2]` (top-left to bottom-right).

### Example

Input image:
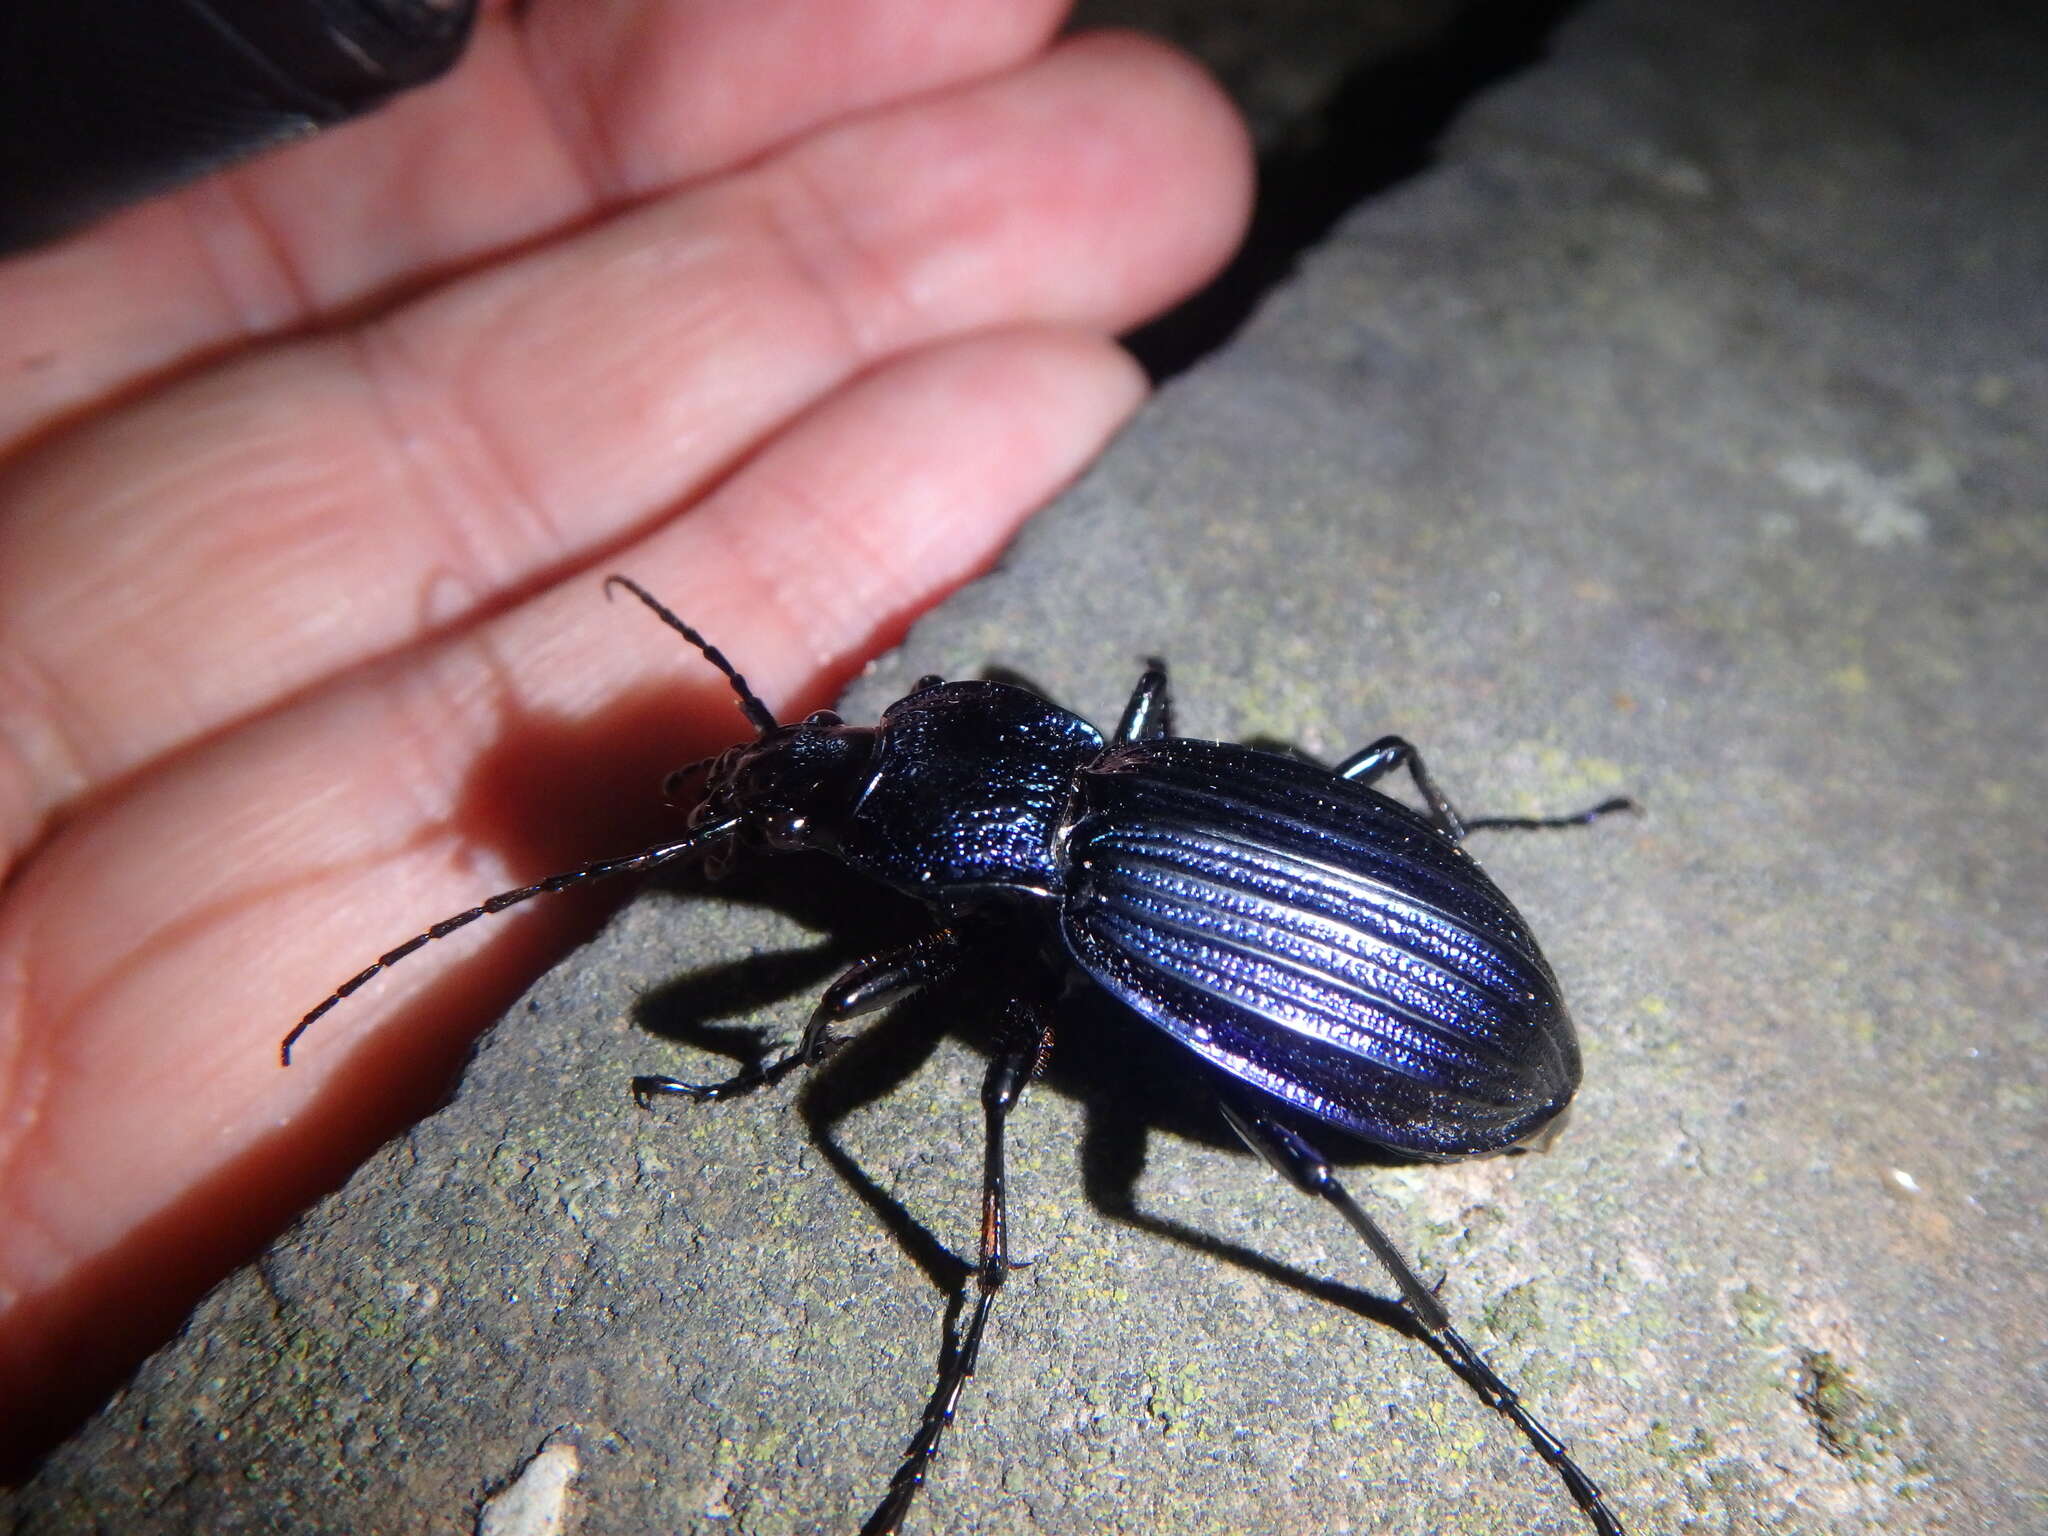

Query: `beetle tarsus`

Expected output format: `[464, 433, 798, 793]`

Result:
[1429, 1328, 1625, 1536]
[1465, 794, 1641, 833]
[631, 1054, 801, 1106]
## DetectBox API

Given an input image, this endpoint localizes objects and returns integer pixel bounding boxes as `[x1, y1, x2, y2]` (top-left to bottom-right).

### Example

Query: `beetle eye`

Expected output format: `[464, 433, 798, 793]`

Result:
[760, 810, 811, 849]
[803, 709, 842, 727]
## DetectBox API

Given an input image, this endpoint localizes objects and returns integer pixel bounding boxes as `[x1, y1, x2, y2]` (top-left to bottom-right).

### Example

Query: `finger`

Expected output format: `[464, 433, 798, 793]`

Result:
[0, 0, 1071, 453]
[0, 32, 1251, 863]
[0, 325, 1144, 1442]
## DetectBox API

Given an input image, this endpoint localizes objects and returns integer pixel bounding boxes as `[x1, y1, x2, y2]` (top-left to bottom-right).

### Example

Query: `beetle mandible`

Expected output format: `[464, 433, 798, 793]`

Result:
[284, 576, 1636, 1535]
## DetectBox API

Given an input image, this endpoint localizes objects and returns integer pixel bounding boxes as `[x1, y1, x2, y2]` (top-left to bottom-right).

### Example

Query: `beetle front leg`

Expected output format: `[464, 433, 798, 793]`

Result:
[1335, 735, 1636, 843]
[632, 926, 970, 1106]
[1218, 1100, 1624, 1536]
[860, 1006, 1049, 1536]
[1112, 659, 1174, 744]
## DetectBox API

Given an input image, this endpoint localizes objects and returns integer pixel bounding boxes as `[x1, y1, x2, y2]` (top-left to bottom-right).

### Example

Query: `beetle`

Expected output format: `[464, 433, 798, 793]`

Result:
[284, 576, 1636, 1535]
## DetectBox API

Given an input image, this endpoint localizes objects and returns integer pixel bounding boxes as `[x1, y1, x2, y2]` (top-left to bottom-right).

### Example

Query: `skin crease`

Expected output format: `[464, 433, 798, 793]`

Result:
[0, 0, 1252, 1461]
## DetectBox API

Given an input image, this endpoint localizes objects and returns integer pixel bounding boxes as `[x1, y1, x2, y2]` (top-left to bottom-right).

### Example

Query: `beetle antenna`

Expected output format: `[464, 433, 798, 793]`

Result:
[605, 575, 777, 735]
[280, 815, 744, 1066]
[660, 756, 717, 805]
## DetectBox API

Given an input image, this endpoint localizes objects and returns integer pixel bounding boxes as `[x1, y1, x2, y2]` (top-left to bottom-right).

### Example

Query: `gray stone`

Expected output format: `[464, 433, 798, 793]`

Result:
[9, 0, 2043, 1533]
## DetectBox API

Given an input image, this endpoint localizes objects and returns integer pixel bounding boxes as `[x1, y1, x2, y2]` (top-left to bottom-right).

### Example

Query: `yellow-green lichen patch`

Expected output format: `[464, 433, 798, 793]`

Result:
[1795, 1348, 1904, 1469]
[1645, 1418, 1715, 1466]
[1730, 1282, 1781, 1344]
[1481, 1280, 1545, 1348]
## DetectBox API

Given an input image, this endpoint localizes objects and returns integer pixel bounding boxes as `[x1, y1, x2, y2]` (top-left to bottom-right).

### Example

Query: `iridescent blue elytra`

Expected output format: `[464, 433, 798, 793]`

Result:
[286, 579, 1634, 1536]
[816, 681, 1578, 1159]
[1062, 737, 1578, 1158]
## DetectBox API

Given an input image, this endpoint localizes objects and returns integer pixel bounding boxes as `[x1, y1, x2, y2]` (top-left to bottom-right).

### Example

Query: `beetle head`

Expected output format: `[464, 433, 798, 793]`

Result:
[689, 710, 877, 854]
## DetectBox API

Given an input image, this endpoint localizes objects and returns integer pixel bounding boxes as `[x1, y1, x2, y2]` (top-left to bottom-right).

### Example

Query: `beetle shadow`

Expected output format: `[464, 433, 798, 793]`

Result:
[626, 857, 975, 1296]
[1043, 987, 1426, 1342]
[794, 984, 988, 1296]
[626, 867, 1435, 1351]
[628, 854, 927, 1061]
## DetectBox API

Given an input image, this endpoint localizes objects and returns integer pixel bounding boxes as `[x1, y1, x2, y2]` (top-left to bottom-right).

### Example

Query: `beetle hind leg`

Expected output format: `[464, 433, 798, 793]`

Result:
[1335, 735, 1636, 844]
[1219, 1100, 1624, 1536]
[1334, 735, 1474, 840]
[632, 927, 970, 1107]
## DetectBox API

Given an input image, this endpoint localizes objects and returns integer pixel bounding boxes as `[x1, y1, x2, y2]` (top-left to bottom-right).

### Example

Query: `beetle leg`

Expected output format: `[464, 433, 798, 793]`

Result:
[1462, 798, 1640, 834]
[860, 1009, 1047, 1536]
[632, 927, 970, 1106]
[1335, 736, 1637, 844]
[1112, 659, 1174, 744]
[1218, 1100, 1624, 1536]
[1333, 735, 1471, 840]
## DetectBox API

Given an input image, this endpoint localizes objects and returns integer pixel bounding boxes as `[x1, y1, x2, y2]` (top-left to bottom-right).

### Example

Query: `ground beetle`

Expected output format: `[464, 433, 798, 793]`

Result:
[285, 577, 1636, 1535]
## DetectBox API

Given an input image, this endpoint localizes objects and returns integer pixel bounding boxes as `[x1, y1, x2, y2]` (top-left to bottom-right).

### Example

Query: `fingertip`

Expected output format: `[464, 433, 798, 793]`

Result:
[1046, 28, 1257, 319]
[1009, 323, 1152, 436]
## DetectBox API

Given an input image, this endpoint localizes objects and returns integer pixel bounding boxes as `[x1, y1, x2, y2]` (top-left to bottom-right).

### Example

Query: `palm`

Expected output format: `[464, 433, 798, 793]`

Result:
[0, 0, 1248, 1449]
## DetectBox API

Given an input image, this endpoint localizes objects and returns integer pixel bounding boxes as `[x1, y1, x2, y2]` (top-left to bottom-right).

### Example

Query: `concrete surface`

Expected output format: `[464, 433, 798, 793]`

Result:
[7, 0, 2043, 1533]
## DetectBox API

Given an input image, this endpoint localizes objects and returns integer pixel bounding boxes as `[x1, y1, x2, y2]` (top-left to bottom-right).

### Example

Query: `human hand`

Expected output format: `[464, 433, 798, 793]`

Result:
[0, 0, 1250, 1456]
